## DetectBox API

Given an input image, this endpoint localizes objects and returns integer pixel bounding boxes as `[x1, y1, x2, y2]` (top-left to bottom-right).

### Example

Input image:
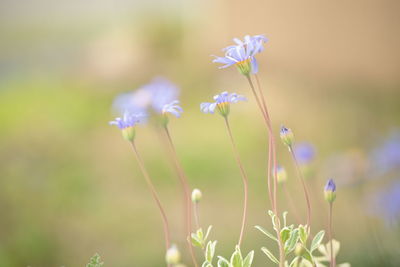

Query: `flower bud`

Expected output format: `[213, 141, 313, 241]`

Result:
[276, 166, 287, 184]
[191, 189, 202, 203]
[280, 126, 294, 147]
[324, 179, 336, 203]
[122, 126, 136, 141]
[166, 244, 181, 265]
[295, 243, 305, 256]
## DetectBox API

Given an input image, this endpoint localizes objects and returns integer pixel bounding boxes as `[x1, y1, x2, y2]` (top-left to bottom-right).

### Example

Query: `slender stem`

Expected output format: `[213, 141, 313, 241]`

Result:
[246, 75, 284, 266]
[130, 141, 171, 263]
[282, 184, 302, 224]
[328, 203, 335, 267]
[245, 75, 277, 213]
[289, 147, 312, 228]
[163, 126, 198, 267]
[193, 202, 200, 230]
[267, 137, 274, 209]
[224, 117, 249, 247]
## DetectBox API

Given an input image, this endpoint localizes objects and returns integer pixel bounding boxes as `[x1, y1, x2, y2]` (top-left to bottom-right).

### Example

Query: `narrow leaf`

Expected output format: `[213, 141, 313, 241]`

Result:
[311, 231, 325, 252]
[280, 227, 291, 244]
[261, 247, 280, 264]
[217, 256, 230, 267]
[255, 226, 278, 242]
[243, 251, 254, 267]
[285, 229, 299, 254]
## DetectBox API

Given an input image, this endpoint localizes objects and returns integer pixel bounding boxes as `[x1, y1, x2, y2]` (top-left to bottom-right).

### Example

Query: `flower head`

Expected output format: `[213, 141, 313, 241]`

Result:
[160, 100, 183, 126]
[162, 100, 183, 118]
[367, 181, 400, 226]
[293, 142, 316, 165]
[109, 111, 146, 141]
[213, 34, 268, 75]
[112, 77, 179, 116]
[276, 165, 288, 184]
[280, 125, 295, 147]
[200, 91, 246, 117]
[324, 179, 336, 203]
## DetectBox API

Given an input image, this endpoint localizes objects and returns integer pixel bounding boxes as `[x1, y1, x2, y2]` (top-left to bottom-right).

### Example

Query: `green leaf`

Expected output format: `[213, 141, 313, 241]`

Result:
[261, 247, 279, 265]
[206, 241, 217, 262]
[302, 247, 313, 263]
[289, 257, 299, 267]
[197, 228, 204, 241]
[298, 225, 308, 244]
[191, 233, 202, 248]
[255, 226, 278, 242]
[205, 225, 213, 241]
[268, 210, 275, 218]
[282, 211, 288, 227]
[86, 253, 104, 267]
[243, 251, 254, 267]
[280, 227, 291, 244]
[285, 229, 299, 254]
[202, 262, 213, 267]
[300, 258, 313, 267]
[217, 256, 230, 267]
[230, 246, 243, 267]
[311, 231, 325, 252]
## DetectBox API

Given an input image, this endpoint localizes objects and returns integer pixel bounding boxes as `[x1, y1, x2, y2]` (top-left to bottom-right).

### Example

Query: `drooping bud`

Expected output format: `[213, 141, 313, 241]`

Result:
[165, 244, 181, 265]
[191, 188, 202, 203]
[280, 126, 294, 147]
[276, 166, 288, 184]
[324, 179, 336, 203]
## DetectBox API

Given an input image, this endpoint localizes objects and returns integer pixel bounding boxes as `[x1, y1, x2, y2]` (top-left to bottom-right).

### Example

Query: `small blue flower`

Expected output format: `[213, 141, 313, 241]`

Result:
[109, 111, 146, 141]
[370, 130, 400, 177]
[200, 91, 246, 117]
[109, 111, 145, 129]
[162, 100, 183, 118]
[324, 179, 336, 192]
[324, 179, 336, 203]
[367, 181, 400, 226]
[112, 77, 179, 115]
[213, 34, 268, 75]
[293, 142, 316, 164]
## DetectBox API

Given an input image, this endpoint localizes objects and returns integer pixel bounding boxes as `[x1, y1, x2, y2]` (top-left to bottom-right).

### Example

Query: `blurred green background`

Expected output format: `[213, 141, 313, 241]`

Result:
[0, 0, 400, 266]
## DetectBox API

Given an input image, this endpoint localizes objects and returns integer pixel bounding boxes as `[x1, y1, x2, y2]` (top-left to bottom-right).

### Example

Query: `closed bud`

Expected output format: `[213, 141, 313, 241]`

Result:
[295, 243, 305, 256]
[191, 189, 202, 203]
[280, 126, 294, 147]
[166, 244, 181, 265]
[324, 179, 336, 203]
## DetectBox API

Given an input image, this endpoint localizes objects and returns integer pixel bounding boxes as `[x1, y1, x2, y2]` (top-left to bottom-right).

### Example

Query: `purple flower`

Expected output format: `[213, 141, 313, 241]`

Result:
[109, 111, 146, 129]
[212, 34, 268, 75]
[370, 130, 400, 177]
[112, 77, 179, 115]
[367, 181, 400, 226]
[293, 142, 316, 164]
[324, 179, 336, 203]
[324, 179, 336, 193]
[200, 91, 246, 117]
[162, 100, 183, 118]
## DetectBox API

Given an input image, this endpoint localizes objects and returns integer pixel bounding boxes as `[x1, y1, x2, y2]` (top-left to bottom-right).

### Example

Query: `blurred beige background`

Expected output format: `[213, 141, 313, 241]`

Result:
[0, 0, 399, 266]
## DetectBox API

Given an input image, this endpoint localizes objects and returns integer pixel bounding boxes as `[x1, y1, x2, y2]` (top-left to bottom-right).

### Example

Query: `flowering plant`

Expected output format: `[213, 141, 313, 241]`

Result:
[93, 33, 351, 267]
